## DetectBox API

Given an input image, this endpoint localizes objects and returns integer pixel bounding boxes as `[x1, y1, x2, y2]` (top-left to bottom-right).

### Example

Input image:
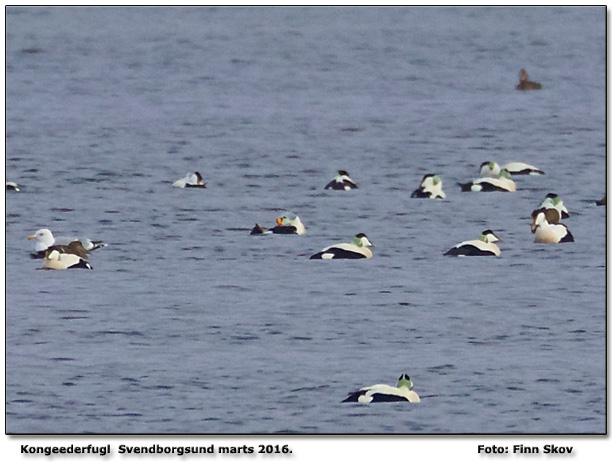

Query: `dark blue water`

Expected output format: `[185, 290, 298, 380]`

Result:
[5, 6, 606, 434]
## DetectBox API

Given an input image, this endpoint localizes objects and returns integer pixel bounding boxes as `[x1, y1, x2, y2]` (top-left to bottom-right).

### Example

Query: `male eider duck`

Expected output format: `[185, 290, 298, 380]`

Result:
[501, 162, 544, 175]
[479, 161, 501, 178]
[173, 171, 206, 188]
[342, 374, 420, 403]
[6, 180, 20, 191]
[531, 208, 574, 243]
[516, 69, 542, 91]
[310, 233, 373, 259]
[250, 214, 306, 235]
[411, 174, 446, 199]
[444, 229, 501, 256]
[459, 169, 516, 192]
[28, 228, 106, 259]
[538, 193, 569, 219]
[42, 249, 92, 270]
[324, 170, 358, 191]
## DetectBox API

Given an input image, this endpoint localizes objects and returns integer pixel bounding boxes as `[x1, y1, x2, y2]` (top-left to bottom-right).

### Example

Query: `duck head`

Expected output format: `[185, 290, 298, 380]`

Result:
[397, 374, 414, 390]
[354, 233, 373, 248]
[479, 230, 501, 243]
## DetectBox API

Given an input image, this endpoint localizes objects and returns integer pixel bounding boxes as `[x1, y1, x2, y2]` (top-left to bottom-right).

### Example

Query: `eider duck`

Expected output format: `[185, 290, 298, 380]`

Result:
[596, 195, 606, 206]
[530, 207, 562, 231]
[538, 193, 569, 219]
[342, 374, 420, 403]
[310, 233, 373, 259]
[516, 69, 542, 91]
[502, 162, 544, 175]
[173, 171, 206, 188]
[324, 170, 358, 191]
[479, 161, 501, 178]
[444, 229, 502, 256]
[459, 169, 516, 192]
[28, 228, 105, 259]
[411, 174, 446, 199]
[531, 208, 574, 243]
[250, 214, 306, 235]
[6, 180, 20, 191]
[42, 249, 92, 270]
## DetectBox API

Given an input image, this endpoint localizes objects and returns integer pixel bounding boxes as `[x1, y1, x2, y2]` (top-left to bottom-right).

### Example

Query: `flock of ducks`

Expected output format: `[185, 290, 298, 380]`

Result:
[7, 69, 606, 403]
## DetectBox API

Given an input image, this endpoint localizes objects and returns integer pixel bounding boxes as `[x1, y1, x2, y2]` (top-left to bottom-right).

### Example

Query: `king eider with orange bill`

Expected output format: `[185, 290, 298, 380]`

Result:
[251, 214, 306, 235]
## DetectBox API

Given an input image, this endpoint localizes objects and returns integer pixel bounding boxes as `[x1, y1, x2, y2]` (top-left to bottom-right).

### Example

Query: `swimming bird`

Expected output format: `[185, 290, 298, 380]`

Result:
[516, 69, 542, 91]
[538, 193, 569, 219]
[250, 214, 306, 235]
[459, 169, 516, 192]
[173, 171, 206, 188]
[501, 162, 544, 175]
[324, 170, 358, 190]
[479, 161, 501, 178]
[444, 229, 502, 256]
[342, 374, 420, 403]
[28, 228, 105, 259]
[596, 194, 606, 206]
[310, 233, 373, 259]
[531, 208, 574, 243]
[42, 249, 92, 270]
[530, 207, 562, 231]
[411, 174, 446, 199]
[6, 180, 20, 191]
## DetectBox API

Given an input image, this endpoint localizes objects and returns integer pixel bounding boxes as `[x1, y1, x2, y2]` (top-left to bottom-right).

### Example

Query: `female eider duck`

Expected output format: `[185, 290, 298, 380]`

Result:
[173, 171, 206, 188]
[516, 69, 542, 91]
[250, 214, 306, 235]
[6, 180, 20, 191]
[444, 229, 502, 256]
[538, 193, 569, 219]
[310, 233, 373, 259]
[42, 249, 92, 270]
[342, 374, 420, 403]
[28, 228, 105, 259]
[324, 170, 358, 191]
[411, 174, 446, 199]
[459, 169, 516, 192]
[530, 207, 562, 229]
[531, 208, 574, 243]
[596, 194, 606, 206]
[501, 162, 544, 175]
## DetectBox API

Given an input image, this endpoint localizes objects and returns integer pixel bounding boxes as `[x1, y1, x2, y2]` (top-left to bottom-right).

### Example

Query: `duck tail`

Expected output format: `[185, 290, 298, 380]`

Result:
[458, 182, 472, 192]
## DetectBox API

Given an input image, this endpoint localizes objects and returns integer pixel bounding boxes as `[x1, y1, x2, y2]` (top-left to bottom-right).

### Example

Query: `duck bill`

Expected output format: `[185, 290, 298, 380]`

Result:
[276, 217, 283, 226]
[27, 235, 36, 240]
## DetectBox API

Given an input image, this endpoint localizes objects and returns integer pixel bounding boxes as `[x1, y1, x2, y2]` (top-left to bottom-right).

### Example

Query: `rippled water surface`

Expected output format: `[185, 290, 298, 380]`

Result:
[5, 7, 606, 434]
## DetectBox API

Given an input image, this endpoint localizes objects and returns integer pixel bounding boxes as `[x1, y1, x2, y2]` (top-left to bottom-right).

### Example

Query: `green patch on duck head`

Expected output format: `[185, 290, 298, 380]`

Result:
[499, 169, 512, 179]
[397, 374, 414, 389]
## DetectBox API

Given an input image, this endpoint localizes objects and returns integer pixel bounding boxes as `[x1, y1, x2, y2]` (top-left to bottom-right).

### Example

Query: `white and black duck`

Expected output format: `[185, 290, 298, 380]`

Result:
[444, 229, 502, 256]
[310, 233, 373, 259]
[342, 374, 420, 403]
